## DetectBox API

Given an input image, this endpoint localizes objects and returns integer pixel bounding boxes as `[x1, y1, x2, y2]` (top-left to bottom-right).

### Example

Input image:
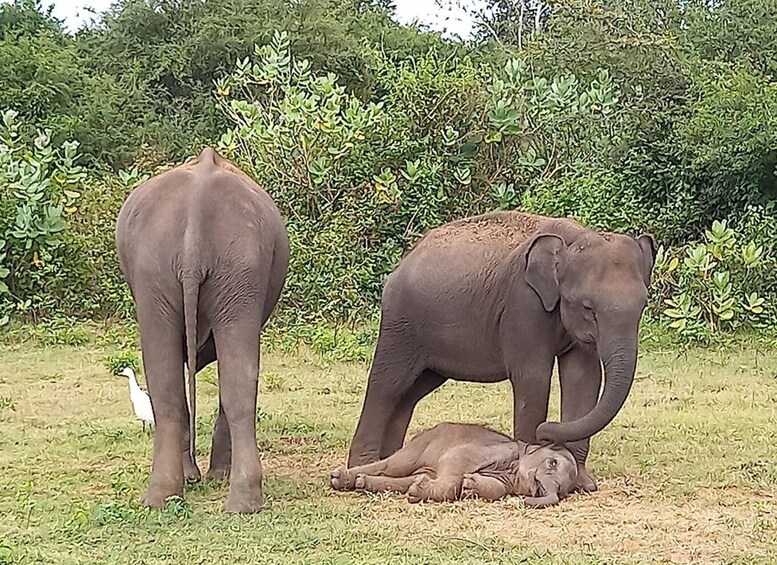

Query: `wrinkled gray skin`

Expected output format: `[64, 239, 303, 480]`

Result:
[348, 212, 655, 493]
[331, 423, 577, 508]
[115, 147, 289, 513]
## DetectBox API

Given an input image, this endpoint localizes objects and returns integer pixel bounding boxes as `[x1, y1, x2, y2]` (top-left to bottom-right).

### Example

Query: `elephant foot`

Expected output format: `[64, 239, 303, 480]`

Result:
[184, 458, 202, 483]
[140, 484, 182, 509]
[354, 474, 367, 490]
[406, 475, 429, 504]
[223, 488, 264, 514]
[206, 465, 231, 481]
[330, 467, 357, 491]
[460, 474, 479, 499]
[575, 466, 598, 493]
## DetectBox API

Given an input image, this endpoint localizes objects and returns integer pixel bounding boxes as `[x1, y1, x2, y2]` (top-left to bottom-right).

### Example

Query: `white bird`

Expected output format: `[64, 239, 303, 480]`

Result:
[117, 367, 155, 432]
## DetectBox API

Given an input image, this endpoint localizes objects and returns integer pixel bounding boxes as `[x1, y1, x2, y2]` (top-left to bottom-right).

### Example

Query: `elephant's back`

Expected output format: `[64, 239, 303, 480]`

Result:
[384, 211, 546, 309]
[412, 210, 544, 253]
[410, 422, 513, 445]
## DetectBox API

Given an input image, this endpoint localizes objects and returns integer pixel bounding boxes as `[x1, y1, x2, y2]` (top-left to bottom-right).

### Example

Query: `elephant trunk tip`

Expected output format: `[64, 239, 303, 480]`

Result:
[535, 421, 568, 444]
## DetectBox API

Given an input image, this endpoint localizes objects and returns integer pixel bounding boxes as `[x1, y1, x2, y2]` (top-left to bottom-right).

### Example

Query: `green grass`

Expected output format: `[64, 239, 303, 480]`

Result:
[2, 342, 777, 564]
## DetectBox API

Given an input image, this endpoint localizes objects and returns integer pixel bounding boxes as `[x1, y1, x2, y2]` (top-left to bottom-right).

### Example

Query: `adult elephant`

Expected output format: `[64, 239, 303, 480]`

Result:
[347, 211, 655, 492]
[116, 147, 289, 513]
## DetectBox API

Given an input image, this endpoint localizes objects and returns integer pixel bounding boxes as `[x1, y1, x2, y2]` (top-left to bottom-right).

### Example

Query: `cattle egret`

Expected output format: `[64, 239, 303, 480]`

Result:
[117, 367, 155, 432]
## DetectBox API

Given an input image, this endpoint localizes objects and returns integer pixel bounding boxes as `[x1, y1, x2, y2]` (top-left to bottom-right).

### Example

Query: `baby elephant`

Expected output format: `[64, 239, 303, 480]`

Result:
[330, 423, 577, 508]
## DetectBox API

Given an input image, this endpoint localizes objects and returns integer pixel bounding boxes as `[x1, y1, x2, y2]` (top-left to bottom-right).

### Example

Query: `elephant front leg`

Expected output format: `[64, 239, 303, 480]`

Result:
[509, 355, 555, 444]
[558, 346, 601, 493]
[461, 473, 512, 501]
[206, 401, 231, 481]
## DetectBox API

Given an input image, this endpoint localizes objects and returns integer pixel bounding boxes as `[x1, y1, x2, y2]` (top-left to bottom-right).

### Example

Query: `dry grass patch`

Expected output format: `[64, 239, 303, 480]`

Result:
[1, 343, 777, 563]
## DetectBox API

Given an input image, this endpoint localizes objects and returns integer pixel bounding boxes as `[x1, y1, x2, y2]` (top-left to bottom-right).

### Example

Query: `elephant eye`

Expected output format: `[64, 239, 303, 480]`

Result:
[547, 458, 557, 469]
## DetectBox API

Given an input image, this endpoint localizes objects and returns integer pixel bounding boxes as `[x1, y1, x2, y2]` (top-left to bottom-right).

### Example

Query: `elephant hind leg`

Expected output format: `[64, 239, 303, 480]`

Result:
[212, 316, 264, 514]
[461, 473, 512, 501]
[206, 400, 231, 481]
[135, 295, 187, 509]
[331, 439, 426, 491]
[347, 334, 422, 467]
[380, 369, 447, 459]
[406, 473, 462, 503]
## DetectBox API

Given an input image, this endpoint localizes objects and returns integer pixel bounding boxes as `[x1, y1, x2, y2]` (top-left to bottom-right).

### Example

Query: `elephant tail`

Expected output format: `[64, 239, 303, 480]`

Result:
[183, 275, 200, 470]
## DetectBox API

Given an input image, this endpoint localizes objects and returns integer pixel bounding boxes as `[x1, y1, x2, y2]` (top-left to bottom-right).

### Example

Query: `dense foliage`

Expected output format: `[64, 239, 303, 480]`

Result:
[1, 0, 776, 343]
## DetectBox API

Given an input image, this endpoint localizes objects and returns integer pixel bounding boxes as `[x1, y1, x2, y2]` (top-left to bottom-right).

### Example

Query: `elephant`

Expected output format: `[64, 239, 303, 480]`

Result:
[115, 147, 289, 513]
[347, 211, 655, 493]
[331, 422, 577, 507]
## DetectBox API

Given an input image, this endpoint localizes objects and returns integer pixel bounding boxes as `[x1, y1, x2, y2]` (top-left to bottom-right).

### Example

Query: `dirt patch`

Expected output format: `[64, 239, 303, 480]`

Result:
[267, 455, 771, 563]
[265, 452, 343, 478]
[341, 482, 763, 564]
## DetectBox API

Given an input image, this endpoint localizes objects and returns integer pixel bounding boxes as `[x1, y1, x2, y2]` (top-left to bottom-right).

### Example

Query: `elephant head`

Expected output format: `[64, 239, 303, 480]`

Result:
[525, 230, 656, 444]
[513, 443, 578, 508]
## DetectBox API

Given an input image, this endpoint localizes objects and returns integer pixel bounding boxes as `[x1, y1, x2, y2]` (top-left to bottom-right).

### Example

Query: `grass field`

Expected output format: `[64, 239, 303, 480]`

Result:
[1, 340, 777, 564]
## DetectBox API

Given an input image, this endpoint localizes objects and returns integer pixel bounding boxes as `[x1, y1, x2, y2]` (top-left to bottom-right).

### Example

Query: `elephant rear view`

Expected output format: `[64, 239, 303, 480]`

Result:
[115, 147, 289, 513]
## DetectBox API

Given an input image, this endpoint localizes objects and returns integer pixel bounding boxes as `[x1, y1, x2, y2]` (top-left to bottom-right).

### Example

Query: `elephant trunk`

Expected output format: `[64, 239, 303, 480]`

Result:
[536, 322, 638, 444]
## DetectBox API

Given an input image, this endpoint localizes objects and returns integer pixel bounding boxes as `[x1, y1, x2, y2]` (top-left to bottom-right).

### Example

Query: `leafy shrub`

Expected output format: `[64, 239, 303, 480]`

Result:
[63, 174, 135, 319]
[0, 109, 85, 322]
[651, 219, 776, 343]
[25, 317, 91, 346]
[520, 168, 647, 232]
[105, 351, 140, 375]
[217, 31, 625, 322]
[485, 64, 624, 189]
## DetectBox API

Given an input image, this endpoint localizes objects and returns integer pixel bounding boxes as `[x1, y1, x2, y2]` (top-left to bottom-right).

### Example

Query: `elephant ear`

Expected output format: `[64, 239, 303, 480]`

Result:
[635, 234, 657, 288]
[525, 234, 567, 312]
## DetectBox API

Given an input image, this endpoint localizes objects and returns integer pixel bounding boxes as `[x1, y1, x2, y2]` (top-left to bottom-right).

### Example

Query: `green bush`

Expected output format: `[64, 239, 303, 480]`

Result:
[650, 219, 777, 343]
[0, 108, 140, 323]
[0, 109, 85, 322]
[520, 169, 647, 232]
[217, 31, 625, 322]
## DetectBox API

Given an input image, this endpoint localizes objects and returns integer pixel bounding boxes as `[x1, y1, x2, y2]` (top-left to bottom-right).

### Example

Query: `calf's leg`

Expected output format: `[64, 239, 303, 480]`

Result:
[406, 474, 461, 503]
[354, 474, 420, 494]
[331, 442, 421, 491]
[460, 473, 512, 501]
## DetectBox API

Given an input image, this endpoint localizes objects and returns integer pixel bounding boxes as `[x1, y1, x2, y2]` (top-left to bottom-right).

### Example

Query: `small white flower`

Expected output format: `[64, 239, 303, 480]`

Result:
[34, 130, 50, 150]
[2, 109, 18, 126]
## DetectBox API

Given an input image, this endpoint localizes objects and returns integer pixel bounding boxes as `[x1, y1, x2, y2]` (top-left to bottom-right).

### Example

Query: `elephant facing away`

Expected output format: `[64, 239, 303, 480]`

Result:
[347, 211, 655, 493]
[115, 147, 289, 513]
[331, 423, 577, 508]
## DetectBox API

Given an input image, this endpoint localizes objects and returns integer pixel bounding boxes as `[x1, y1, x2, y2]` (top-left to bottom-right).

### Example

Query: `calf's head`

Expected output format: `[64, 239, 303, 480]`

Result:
[513, 443, 578, 508]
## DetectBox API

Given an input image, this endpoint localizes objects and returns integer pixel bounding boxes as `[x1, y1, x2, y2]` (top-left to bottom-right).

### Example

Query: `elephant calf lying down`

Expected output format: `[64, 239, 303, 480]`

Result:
[330, 423, 577, 507]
